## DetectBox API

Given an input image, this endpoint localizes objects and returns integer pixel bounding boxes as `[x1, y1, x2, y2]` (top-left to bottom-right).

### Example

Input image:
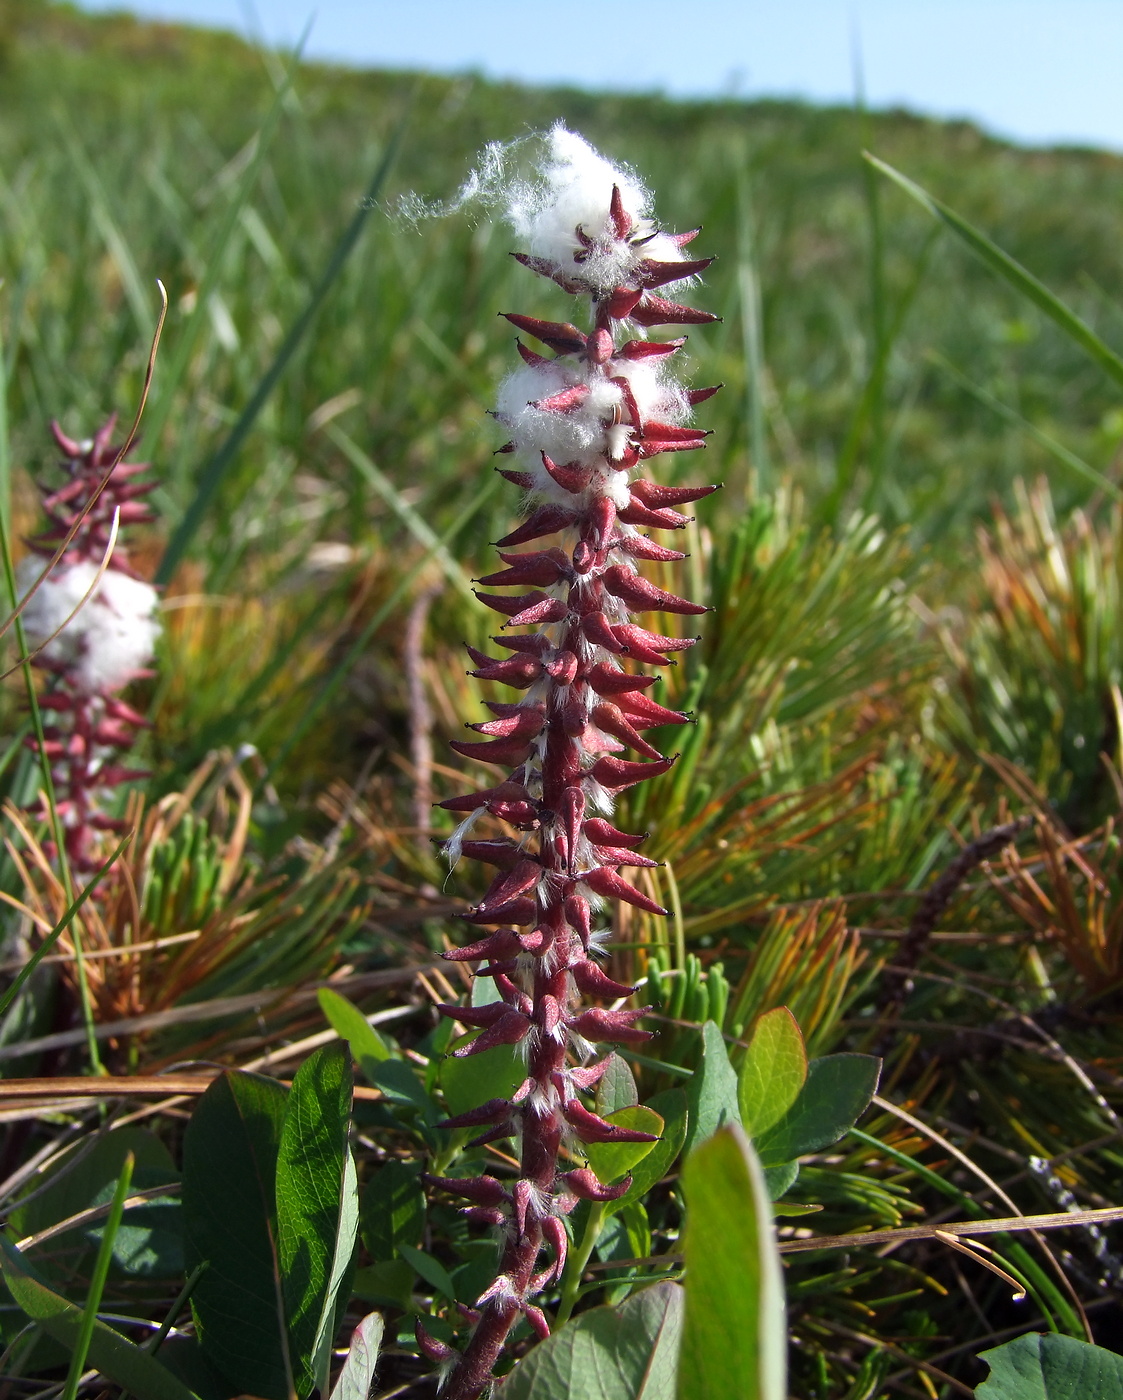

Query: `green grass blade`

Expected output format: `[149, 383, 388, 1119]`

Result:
[326, 422, 474, 603]
[57, 120, 153, 338]
[0, 719, 31, 785]
[141, 54, 301, 476]
[0, 280, 9, 536]
[830, 227, 937, 514]
[156, 109, 409, 584]
[865, 152, 1123, 392]
[927, 350, 1122, 500]
[736, 171, 769, 494]
[61, 1151, 135, 1400]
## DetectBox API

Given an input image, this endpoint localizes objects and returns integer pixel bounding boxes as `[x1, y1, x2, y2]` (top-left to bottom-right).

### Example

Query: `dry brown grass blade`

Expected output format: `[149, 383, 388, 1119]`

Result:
[931, 1228, 1026, 1301]
[585, 1204, 1123, 1269]
[0, 1075, 387, 1105]
[872, 1092, 1092, 1339]
[0, 931, 202, 969]
[0, 964, 437, 1063]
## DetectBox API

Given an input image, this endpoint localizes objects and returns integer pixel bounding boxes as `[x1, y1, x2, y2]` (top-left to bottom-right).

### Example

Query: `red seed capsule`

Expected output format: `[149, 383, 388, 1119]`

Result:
[502, 312, 587, 354]
[567, 1005, 654, 1046]
[559, 1168, 634, 1202]
[562, 1098, 658, 1144]
[589, 753, 677, 793]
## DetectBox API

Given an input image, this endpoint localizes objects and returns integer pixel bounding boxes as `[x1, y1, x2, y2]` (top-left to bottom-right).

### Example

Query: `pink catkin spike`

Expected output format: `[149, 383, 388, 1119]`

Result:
[434, 132, 718, 1400]
[19, 415, 161, 880]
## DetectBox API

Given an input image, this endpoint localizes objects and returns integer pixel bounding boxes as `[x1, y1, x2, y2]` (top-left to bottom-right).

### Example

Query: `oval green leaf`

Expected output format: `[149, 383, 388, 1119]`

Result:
[679, 1125, 787, 1400]
[738, 1007, 807, 1139]
[360, 1159, 425, 1261]
[608, 1090, 688, 1218]
[596, 1054, 639, 1117]
[755, 1053, 880, 1166]
[328, 1312, 384, 1400]
[183, 1071, 291, 1400]
[684, 1021, 741, 1156]
[439, 1037, 525, 1119]
[318, 988, 391, 1067]
[501, 1280, 683, 1400]
[276, 1043, 358, 1399]
[977, 1332, 1123, 1400]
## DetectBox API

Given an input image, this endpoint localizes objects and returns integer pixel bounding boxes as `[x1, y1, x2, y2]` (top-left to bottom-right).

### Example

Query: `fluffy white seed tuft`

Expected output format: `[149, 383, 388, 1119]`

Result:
[508, 126, 686, 293]
[411, 124, 691, 296]
[17, 557, 160, 695]
[496, 364, 624, 467]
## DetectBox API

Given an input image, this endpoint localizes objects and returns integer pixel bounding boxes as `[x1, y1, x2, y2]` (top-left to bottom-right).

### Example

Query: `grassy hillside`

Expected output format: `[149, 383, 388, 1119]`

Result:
[3, 1, 1123, 540]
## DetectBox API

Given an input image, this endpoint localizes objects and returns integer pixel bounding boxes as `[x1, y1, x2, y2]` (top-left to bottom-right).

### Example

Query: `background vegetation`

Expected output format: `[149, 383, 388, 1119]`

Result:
[1, 1, 1123, 1395]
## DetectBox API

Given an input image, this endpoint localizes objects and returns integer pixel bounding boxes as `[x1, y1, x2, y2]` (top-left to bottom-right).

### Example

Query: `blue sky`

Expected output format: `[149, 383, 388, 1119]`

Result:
[76, 0, 1123, 152]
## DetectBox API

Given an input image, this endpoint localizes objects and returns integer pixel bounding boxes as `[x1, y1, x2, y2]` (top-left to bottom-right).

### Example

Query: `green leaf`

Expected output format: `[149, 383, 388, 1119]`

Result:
[738, 1008, 807, 1138]
[0, 1237, 198, 1400]
[762, 1161, 800, 1201]
[318, 988, 391, 1067]
[183, 1071, 292, 1400]
[679, 1125, 787, 1400]
[439, 1037, 525, 1119]
[771, 1200, 822, 1218]
[755, 1054, 881, 1166]
[86, 1170, 183, 1278]
[596, 1054, 639, 1116]
[927, 350, 1123, 502]
[865, 153, 1123, 394]
[328, 423, 475, 603]
[351, 1260, 414, 1309]
[359, 1160, 425, 1261]
[977, 1331, 1123, 1399]
[328, 1312, 384, 1400]
[608, 1089, 688, 1217]
[12, 1128, 174, 1244]
[596, 1200, 652, 1283]
[277, 1044, 358, 1400]
[500, 1280, 683, 1400]
[397, 1243, 457, 1301]
[364, 1057, 432, 1114]
[584, 1106, 665, 1186]
[154, 1336, 232, 1400]
[685, 1021, 741, 1156]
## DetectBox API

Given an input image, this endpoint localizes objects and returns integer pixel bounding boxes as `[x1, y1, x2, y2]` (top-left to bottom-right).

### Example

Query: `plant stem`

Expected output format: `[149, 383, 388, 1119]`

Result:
[555, 1200, 606, 1328]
